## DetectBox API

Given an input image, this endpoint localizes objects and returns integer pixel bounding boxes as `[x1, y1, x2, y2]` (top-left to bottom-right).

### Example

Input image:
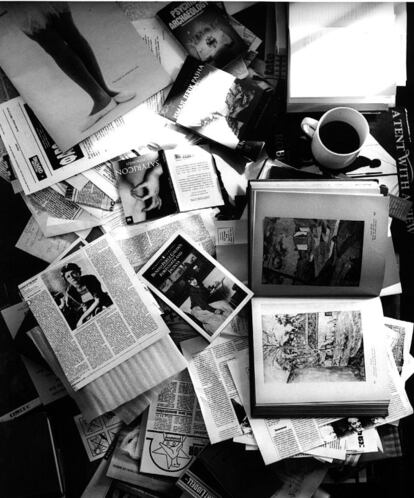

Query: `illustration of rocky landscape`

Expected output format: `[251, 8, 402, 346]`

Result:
[262, 310, 365, 383]
[262, 217, 364, 286]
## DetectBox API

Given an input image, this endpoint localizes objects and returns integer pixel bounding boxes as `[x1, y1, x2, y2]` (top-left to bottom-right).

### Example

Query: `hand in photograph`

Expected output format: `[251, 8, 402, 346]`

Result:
[130, 164, 163, 212]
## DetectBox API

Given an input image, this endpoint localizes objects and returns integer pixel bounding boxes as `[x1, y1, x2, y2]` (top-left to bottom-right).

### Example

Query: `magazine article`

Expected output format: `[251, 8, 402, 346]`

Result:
[250, 297, 390, 415]
[181, 335, 251, 444]
[140, 369, 209, 477]
[19, 234, 170, 391]
[0, 2, 171, 151]
[111, 210, 216, 273]
[139, 232, 253, 341]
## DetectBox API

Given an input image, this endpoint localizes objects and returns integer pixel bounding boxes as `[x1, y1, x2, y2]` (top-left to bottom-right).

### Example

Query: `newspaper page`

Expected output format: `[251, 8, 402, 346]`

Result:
[140, 369, 209, 477]
[180, 335, 250, 444]
[111, 210, 216, 272]
[138, 232, 253, 342]
[162, 146, 224, 212]
[19, 234, 170, 391]
[228, 352, 330, 465]
[22, 188, 102, 237]
[15, 216, 80, 263]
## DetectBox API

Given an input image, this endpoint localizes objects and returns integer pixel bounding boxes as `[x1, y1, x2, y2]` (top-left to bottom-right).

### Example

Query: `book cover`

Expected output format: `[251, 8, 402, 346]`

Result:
[157, 2, 247, 68]
[161, 56, 272, 153]
[115, 151, 179, 225]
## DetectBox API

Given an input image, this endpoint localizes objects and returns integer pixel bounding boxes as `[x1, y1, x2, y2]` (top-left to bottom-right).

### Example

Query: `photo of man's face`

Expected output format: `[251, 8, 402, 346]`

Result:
[63, 269, 81, 286]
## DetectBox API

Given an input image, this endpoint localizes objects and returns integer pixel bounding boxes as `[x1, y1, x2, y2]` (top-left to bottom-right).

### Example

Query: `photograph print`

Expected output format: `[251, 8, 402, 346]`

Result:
[261, 217, 364, 287]
[42, 254, 113, 331]
[262, 310, 365, 384]
[140, 233, 252, 340]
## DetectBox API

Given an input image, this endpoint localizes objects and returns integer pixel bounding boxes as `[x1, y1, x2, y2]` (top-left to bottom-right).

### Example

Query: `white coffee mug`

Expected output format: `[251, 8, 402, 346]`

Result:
[301, 107, 369, 170]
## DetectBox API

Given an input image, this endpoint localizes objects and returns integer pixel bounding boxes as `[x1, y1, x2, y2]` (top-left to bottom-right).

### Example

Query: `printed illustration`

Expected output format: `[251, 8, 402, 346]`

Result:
[262, 310, 365, 383]
[261, 217, 364, 287]
[150, 433, 191, 471]
[42, 256, 113, 330]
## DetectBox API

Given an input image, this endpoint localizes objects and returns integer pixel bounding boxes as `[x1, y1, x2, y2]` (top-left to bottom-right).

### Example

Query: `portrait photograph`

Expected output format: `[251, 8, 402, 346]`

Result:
[139, 232, 252, 341]
[42, 254, 113, 331]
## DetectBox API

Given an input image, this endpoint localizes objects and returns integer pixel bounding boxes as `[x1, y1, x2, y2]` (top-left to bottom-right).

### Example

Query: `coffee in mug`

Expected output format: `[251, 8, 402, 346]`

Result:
[301, 107, 369, 170]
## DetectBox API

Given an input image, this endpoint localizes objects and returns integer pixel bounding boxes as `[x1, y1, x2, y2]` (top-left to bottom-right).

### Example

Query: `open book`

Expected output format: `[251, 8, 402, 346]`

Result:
[248, 180, 390, 417]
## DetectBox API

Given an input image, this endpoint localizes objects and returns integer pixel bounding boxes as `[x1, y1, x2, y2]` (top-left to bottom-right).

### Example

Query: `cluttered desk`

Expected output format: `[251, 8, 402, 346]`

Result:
[1, 2, 414, 498]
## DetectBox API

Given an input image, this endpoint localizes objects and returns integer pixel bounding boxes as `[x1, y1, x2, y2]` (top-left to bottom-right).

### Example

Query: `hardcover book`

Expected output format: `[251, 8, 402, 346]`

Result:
[248, 180, 391, 417]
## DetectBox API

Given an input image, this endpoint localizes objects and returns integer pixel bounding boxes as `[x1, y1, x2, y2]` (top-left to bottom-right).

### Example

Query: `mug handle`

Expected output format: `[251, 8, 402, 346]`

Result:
[301, 117, 318, 138]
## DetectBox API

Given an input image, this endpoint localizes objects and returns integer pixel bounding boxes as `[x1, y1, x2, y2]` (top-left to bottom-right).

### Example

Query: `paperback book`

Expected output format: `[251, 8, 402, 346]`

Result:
[115, 145, 224, 225]
[157, 2, 247, 68]
[160, 56, 272, 157]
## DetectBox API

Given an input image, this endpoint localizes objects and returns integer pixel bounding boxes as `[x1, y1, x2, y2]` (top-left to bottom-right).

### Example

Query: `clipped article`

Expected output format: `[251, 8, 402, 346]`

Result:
[111, 210, 216, 272]
[64, 181, 115, 212]
[22, 188, 102, 237]
[19, 234, 170, 391]
[15, 216, 80, 263]
[181, 335, 251, 444]
[229, 351, 332, 465]
[140, 369, 209, 477]
[138, 232, 253, 341]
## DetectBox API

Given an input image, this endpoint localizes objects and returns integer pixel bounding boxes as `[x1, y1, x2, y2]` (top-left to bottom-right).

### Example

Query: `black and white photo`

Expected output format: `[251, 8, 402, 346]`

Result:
[42, 255, 113, 330]
[139, 232, 253, 341]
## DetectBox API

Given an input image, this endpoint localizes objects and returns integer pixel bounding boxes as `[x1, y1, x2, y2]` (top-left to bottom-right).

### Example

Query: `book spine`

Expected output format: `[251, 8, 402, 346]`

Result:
[159, 149, 180, 213]
[391, 107, 414, 233]
[176, 469, 222, 498]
